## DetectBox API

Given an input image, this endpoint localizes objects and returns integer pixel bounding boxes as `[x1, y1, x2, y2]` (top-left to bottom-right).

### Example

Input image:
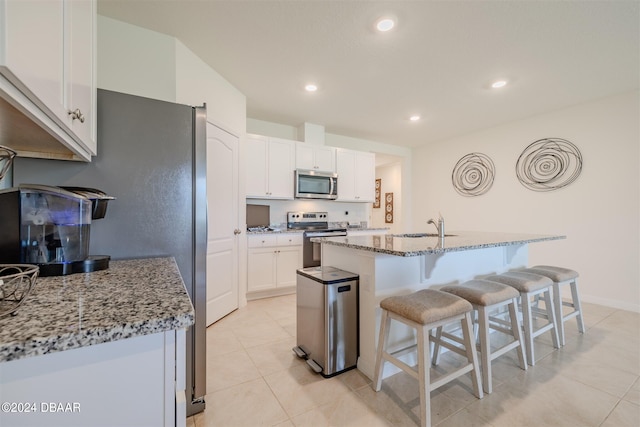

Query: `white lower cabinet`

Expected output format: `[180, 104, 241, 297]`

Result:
[0, 330, 186, 427]
[247, 234, 302, 297]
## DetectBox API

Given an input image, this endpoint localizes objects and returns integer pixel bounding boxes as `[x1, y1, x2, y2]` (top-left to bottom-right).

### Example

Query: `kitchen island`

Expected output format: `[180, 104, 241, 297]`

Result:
[317, 231, 565, 379]
[0, 257, 194, 427]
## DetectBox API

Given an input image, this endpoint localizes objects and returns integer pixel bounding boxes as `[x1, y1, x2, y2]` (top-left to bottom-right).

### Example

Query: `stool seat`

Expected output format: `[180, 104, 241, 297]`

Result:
[485, 271, 553, 293]
[525, 265, 579, 283]
[381, 289, 472, 324]
[373, 289, 483, 427]
[441, 279, 519, 306]
[519, 265, 584, 347]
[488, 271, 560, 365]
[437, 279, 527, 394]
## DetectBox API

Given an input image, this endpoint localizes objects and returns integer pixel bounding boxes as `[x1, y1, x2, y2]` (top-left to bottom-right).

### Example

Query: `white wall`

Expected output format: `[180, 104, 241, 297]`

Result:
[97, 16, 176, 102]
[373, 162, 403, 233]
[98, 16, 246, 137]
[175, 42, 246, 135]
[247, 118, 298, 140]
[411, 91, 640, 312]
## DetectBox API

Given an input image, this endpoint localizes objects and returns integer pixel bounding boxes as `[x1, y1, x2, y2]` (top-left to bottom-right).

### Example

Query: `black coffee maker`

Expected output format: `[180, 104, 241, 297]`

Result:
[0, 184, 114, 276]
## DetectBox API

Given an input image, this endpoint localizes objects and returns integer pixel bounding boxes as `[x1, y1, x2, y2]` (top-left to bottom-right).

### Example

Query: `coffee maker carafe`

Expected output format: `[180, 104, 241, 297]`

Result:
[0, 184, 112, 276]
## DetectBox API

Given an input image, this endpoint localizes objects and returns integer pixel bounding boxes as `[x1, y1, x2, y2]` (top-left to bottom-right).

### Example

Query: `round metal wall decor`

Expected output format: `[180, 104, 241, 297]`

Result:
[516, 138, 582, 192]
[451, 152, 495, 197]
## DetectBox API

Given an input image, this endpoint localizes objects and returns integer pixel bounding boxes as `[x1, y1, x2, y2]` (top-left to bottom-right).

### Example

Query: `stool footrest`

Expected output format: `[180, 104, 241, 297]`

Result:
[431, 364, 474, 392]
[434, 331, 469, 359]
[382, 351, 419, 380]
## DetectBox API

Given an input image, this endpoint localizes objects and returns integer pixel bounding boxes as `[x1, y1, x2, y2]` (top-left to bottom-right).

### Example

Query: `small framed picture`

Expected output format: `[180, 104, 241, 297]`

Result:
[385, 192, 393, 223]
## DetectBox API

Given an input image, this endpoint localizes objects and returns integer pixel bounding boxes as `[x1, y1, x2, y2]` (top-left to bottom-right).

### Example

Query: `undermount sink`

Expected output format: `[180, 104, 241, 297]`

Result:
[391, 233, 457, 238]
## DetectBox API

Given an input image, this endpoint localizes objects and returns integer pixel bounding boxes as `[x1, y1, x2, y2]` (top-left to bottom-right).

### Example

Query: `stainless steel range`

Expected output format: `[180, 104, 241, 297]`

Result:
[287, 212, 347, 268]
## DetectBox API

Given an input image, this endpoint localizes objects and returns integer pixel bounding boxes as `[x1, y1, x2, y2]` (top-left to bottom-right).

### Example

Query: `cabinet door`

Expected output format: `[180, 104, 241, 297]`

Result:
[65, 0, 96, 154]
[245, 135, 269, 198]
[247, 248, 276, 292]
[355, 152, 376, 202]
[296, 144, 335, 172]
[276, 246, 302, 288]
[295, 143, 315, 170]
[313, 146, 336, 172]
[267, 137, 294, 199]
[1, 0, 65, 120]
[336, 149, 357, 201]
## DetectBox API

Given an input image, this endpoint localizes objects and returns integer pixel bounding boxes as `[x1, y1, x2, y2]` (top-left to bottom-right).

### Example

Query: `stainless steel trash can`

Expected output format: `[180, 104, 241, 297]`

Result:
[293, 266, 359, 377]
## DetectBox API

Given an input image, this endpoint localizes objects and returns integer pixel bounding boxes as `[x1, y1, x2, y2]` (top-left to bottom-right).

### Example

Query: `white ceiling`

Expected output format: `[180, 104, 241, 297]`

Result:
[97, 0, 639, 148]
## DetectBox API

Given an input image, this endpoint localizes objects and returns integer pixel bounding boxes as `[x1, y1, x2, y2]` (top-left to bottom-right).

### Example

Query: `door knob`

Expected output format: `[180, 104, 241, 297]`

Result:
[233, 229, 242, 235]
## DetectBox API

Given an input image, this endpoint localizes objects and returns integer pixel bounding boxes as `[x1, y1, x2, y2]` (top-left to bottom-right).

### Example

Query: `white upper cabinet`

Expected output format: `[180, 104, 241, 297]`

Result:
[336, 148, 376, 202]
[295, 143, 336, 172]
[245, 134, 295, 199]
[0, 0, 96, 160]
[64, 0, 96, 152]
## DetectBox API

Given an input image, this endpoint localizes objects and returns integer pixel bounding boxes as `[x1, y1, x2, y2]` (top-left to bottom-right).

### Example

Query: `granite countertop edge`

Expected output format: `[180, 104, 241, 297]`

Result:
[247, 227, 389, 235]
[2, 313, 194, 362]
[314, 232, 566, 256]
[0, 257, 195, 363]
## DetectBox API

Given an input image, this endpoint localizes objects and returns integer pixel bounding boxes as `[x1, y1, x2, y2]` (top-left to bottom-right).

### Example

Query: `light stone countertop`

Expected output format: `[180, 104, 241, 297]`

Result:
[313, 231, 566, 256]
[246, 227, 389, 235]
[0, 257, 194, 363]
[246, 229, 304, 235]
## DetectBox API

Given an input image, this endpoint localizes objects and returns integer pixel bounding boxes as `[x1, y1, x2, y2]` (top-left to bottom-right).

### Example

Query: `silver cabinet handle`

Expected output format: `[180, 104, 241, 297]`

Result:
[234, 229, 242, 235]
[68, 108, 85, 123]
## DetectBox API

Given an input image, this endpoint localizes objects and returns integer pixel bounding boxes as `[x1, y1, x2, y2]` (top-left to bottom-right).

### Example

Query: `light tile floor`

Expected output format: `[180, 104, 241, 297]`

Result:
[188, 294, 640, 427]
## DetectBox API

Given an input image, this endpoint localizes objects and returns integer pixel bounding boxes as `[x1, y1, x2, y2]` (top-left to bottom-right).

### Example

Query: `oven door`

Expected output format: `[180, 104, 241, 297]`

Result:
[303, 229, 347, 268]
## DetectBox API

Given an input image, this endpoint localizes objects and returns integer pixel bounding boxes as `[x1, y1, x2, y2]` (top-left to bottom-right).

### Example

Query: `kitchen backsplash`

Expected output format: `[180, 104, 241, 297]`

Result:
[249, 199, 371, 230]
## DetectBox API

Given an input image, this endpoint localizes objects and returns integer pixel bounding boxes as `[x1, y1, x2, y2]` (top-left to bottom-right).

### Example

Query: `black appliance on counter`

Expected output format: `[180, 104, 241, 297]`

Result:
[287, 211, 347, 268]
[0, 184, 113, 276]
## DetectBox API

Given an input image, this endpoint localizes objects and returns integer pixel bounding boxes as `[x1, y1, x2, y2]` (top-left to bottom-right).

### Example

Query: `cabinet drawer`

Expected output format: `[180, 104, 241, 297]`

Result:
[248, 235, 278, 248]
[276, 234, 303, 246]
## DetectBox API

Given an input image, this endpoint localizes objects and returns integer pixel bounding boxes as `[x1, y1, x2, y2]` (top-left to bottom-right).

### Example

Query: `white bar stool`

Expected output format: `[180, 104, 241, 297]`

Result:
[519, 265, 585, 346]
[372, 289, 483, 427]
[485, 271, 560, 365]
[437, 279, 527, 394]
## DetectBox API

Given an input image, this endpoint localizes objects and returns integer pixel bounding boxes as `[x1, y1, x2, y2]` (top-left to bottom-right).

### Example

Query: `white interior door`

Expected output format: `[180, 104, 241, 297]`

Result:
[206, 123, 239, 325]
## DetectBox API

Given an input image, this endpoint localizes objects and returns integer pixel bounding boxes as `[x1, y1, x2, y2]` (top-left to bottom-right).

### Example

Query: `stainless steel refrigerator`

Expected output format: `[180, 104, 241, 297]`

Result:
[14, 89, 208, 416]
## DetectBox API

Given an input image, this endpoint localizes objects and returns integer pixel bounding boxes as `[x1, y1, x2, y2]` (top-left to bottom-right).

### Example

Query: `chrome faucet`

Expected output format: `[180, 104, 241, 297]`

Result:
[427, 215, 445, 239]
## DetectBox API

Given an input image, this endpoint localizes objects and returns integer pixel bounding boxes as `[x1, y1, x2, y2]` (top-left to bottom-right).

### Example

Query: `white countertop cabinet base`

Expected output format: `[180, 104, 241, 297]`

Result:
[247, 233, 302, 299]
[0, 329, 187, 427]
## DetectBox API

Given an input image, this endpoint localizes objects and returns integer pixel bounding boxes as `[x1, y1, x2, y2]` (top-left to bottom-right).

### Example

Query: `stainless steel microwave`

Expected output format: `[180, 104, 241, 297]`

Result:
[295, 169, 338, 200]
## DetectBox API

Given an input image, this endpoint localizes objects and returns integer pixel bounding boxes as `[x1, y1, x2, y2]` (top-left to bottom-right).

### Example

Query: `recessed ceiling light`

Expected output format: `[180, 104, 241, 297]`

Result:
[409, 115, 421, 122]
[305, 84, 318, 92]
[376, 17, 395, 32]
[491, 80, 508, 89]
